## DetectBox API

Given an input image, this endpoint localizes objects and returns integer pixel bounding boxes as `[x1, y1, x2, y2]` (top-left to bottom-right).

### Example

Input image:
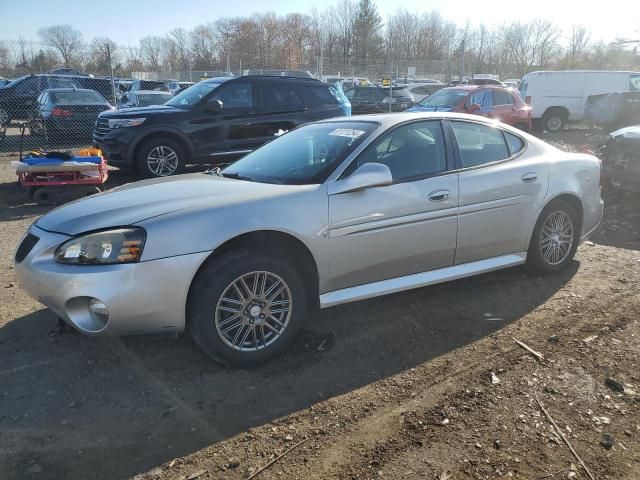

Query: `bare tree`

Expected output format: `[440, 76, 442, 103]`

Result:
[139, 36, 163, 70]
[566, 25, 590, 68]
[89, 37, 118, 74]
[38, 24, 83, 68]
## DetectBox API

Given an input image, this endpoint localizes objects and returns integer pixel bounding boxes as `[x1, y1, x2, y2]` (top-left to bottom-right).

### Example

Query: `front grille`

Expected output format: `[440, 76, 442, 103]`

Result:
[15, 233, 39, 263]
[93, 118, 110, 141]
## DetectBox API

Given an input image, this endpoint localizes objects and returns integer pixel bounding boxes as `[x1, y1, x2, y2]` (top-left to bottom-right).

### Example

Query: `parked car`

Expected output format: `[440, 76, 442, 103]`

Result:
[0, 77, 10, 88]
[0, 74, 116, 126]
[504, 78, 520, 89]
[30, 88, 113, 139]
[167, 81, 194, 95]
[407, 85, 532, 131]
[519, 70, 640, 132]
[15, 112, 604, 365]
[49, 68, 88, 76]
[583, 91, 640, 131]
[469, 75, 505, 87]
[344, 86, 415, 114]
[119, 90, 174, 108]
[589, 125, 640, 193]
[94, 76, 351, 178]
[129, 79, 170, 92]
[403, 82, 446, 103]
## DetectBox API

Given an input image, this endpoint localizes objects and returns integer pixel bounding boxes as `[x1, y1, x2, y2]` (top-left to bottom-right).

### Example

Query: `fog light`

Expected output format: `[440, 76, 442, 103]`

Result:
[89, 298, 109, 316]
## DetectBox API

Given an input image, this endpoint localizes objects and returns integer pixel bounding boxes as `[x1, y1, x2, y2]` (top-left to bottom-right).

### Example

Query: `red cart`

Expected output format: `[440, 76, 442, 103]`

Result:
[17, 156, 109, 206]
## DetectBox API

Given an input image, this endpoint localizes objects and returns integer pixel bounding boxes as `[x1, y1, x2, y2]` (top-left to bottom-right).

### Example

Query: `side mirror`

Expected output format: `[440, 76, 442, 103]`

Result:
[329, 163, 393, 195]
[205, 99, 223, 113]
[466, 103, 481, 113]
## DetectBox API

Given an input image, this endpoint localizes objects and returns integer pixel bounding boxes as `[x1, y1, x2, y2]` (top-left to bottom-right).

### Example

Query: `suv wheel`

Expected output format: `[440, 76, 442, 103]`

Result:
[189, 251, 307, 366]
[526, 200, 580, 274]
[136, 137, 185, 178]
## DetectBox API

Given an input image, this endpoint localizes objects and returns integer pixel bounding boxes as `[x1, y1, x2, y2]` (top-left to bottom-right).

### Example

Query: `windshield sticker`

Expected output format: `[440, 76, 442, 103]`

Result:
[329, 128, 366, 139]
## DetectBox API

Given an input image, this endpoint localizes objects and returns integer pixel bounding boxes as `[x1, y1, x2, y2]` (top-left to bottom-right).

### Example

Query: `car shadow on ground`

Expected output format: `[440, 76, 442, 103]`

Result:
[0, 262, 578, 480]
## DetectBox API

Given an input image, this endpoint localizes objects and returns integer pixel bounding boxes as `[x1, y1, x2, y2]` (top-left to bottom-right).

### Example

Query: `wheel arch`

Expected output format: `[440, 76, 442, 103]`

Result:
[186, 230, 321, 325]
[130, 129, 194, 164]
[542, 106, 570, 121]
[527, 192, 584, 248]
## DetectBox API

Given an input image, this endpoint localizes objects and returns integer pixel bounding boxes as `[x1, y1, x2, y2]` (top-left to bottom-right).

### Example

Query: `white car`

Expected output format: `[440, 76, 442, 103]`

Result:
[15, 113, 603, 365]
[403, 82, 445, 103]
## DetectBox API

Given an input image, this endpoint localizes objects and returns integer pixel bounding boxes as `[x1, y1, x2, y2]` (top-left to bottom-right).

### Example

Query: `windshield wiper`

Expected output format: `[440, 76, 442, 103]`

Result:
[221, 172, 255, 182]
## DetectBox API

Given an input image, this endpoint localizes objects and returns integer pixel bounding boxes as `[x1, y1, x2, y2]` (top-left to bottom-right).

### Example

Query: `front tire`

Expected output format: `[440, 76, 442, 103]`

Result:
[135, 137, 186, 178]
[526, 200, 580, 274]
[542, 110, 566, 133]
[188, 251, 307, 366]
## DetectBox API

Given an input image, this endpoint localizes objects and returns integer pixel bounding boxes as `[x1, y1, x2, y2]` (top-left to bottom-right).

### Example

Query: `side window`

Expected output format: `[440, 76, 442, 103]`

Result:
[49, 77, 77, 89]
[630, 74, 640, 92]
[413, 86, 428, 95]
[260, 84, 304, 110]
[493, 90, 513, 106]
[308, 86, 337, 105]
[451, 122, 510, 168]
[14, 77, 40, 95]
[468, 89, 493, 108]
[504, 131, 525, 156]
[351, 121, 447, 182]
[212, 83, 253, 109]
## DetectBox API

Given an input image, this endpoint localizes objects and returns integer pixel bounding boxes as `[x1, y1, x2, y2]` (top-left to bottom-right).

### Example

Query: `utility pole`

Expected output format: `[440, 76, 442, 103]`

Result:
[107, 43, 117, 106]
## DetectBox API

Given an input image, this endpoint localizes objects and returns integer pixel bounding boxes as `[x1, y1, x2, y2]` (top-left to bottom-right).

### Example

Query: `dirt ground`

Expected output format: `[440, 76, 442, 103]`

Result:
[0, 130, 639, 480]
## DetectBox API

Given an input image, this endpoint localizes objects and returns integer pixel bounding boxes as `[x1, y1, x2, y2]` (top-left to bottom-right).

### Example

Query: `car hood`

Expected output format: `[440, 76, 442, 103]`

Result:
[102, 105, 179, 117]
[36, 174, 309, 236]
[405, 105, 455, 112]
[610, 125, 640, 140]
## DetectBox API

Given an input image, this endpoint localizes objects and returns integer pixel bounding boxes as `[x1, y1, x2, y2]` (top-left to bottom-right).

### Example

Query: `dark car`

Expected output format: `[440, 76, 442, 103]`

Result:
[407, 85, 532, 131]
[49, 68, 89, 76]
[31, 88, 113, 139]
[93, 75, 351, 178]
[589, 125, 640, 193]
[345, 86, 415, 114]
[0, 74, 116, 126]
[119, 90, 174, 108]
[129, 79, 170, 92]
[0, 77, 10, 88]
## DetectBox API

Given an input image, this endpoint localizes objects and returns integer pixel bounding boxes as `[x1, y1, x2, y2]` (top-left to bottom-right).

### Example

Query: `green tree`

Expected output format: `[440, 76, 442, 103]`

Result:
[353, 0, 383, 69]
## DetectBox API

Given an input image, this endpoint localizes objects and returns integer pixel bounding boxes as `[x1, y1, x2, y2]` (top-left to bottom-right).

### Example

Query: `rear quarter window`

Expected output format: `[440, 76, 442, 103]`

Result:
[504, 131, 525, 155]
[307, 85, 338, 105]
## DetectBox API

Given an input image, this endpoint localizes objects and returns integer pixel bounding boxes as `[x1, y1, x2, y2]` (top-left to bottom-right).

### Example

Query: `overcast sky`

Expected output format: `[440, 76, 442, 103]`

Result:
[1, 0, 638, 45]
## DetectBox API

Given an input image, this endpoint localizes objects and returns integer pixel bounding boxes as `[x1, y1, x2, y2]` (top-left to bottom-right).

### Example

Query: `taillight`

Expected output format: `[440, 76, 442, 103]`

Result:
[525, 96, 531, 105]
[52, 107, 72, 117]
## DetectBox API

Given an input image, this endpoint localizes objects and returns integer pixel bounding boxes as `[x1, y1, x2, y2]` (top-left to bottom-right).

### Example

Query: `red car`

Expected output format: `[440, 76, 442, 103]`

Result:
[407, 85, 532, 131]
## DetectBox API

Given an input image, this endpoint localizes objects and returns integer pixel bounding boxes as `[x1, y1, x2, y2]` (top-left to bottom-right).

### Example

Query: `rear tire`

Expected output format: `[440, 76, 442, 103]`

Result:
[542, 110, 566, 133]
[526, 199, 580, 274]
[33, 187, 55, 206]
[135, 137, 186, 179]
[188, 251, 307, 366]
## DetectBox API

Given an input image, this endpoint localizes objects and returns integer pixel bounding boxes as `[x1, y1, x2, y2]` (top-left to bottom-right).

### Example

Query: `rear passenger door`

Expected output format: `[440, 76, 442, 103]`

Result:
[449, 120, 550, 264]
[252, 82, 309, 141]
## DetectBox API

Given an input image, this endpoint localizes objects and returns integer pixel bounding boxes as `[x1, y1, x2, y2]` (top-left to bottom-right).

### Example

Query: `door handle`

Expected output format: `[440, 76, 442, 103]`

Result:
[521, 172, 538, 183]
[428, 189, 450, 202]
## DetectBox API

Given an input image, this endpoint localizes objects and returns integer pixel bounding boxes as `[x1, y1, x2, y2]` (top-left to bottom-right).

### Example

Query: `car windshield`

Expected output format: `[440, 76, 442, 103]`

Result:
[221, 121, 378, 185]
[51, 91, 105, 104]
[166, 82, 220, 107]
[418, 89, 468, 108]
[136, 93, 173, 106]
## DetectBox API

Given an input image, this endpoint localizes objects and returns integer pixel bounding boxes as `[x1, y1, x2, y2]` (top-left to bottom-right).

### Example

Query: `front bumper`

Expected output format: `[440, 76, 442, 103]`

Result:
[14, 225, 209, 335]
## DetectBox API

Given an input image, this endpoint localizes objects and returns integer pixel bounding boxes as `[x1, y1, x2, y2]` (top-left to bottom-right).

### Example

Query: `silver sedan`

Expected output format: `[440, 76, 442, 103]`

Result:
[14, 113, 603, 365]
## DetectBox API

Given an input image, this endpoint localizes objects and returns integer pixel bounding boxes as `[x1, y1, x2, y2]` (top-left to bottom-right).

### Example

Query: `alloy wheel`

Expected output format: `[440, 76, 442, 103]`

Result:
[146, 145, 179, 176]
[539, 210, 574, 265]
[215, 271, 293, 352]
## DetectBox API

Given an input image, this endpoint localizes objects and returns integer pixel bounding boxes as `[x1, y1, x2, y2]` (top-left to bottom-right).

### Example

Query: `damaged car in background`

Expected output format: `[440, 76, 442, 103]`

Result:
[590, 125, 640, 193]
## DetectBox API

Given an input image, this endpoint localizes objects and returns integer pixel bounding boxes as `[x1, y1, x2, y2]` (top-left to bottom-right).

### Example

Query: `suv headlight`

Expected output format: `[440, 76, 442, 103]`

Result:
[108, 118, 146, 129]
[54, 228, 146, 265]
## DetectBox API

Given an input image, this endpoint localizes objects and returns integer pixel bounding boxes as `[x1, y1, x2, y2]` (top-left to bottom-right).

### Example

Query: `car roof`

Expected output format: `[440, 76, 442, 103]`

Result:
[130, 90, 173, 94]
[316, 112, 515, 127]
[42, 88, 99, 93]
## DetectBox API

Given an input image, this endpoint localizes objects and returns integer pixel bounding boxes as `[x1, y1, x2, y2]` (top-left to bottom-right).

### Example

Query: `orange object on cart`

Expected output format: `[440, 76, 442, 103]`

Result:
[77, 147, 103, 157]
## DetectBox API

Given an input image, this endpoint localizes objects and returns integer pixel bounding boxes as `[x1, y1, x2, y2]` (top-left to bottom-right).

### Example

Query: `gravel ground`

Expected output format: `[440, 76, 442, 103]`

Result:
[0, 130, 639, 480]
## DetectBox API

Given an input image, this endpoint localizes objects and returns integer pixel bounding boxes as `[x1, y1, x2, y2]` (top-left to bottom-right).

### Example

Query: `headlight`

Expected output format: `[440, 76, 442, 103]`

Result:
[108, 118, 146, 129]
[54, 228, 146, 265]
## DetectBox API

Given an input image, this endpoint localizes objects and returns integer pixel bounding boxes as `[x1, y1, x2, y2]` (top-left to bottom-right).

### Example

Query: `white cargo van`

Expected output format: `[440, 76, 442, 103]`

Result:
[519, 70, 640, 132]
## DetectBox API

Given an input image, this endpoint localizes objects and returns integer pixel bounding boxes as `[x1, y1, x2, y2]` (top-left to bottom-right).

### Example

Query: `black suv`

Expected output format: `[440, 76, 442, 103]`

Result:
[93, 76, 350, 178]
[0, 74, 115, 126]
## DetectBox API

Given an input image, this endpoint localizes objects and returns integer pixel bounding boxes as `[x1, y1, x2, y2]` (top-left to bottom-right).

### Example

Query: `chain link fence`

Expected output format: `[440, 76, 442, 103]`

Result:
[0, 39, 456, 155]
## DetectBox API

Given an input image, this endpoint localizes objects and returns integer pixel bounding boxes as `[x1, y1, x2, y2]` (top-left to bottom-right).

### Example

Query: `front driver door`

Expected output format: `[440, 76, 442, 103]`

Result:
[328, 120, 459, 291]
